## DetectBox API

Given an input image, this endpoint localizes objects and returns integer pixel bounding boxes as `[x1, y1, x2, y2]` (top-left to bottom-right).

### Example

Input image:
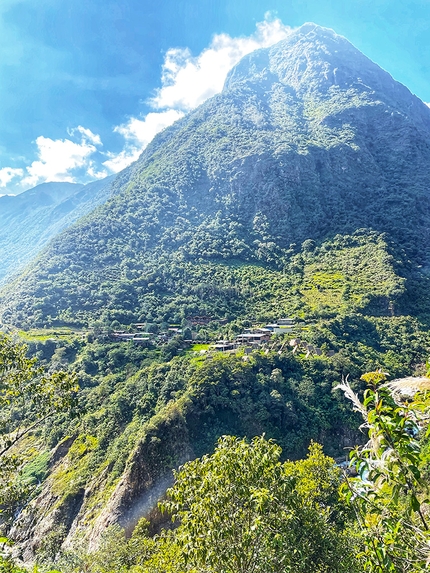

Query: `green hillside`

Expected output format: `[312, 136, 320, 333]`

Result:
[0, 177, 114, 286]
[1, 23, 430, 563]
[1, 25, 430, 327]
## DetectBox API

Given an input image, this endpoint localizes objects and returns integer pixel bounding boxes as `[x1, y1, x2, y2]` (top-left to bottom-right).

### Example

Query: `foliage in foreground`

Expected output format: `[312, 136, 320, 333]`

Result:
[160, 437, 357, 573]
[42, 370, 430, 573]
[338, 371, 430, 572]
[0, 333, 78, 522]
[2, 329, 430, 572]
[47, 438, 358, 573]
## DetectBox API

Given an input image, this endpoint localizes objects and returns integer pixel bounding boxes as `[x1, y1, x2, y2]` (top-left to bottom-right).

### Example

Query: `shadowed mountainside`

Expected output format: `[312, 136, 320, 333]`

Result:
[0, 176, 115, 285]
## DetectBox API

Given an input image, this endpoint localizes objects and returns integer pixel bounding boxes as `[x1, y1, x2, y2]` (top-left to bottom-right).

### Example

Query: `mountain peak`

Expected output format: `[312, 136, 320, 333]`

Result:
[291, 21, 338, 38]
[223, 21, 430, 131]
[224, 22, 371, 95]
[3, 23, 430, 328]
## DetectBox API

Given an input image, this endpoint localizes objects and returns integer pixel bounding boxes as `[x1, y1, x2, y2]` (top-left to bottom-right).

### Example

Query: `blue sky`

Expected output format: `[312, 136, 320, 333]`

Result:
[1, 0, 429, 193]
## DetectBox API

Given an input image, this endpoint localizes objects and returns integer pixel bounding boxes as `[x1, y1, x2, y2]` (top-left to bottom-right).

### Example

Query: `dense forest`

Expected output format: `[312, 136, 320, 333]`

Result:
[1, 331, 429, 571]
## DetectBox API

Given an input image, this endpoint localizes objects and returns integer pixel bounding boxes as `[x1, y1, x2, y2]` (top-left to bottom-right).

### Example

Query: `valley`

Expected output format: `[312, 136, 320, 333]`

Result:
[0, 22, 429, 572]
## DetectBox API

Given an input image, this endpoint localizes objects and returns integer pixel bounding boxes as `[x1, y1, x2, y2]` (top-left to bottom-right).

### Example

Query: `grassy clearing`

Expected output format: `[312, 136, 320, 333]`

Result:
[190, 344, 210, 352]
[16, 327, 82, 342]
[186, 343, 212, 365]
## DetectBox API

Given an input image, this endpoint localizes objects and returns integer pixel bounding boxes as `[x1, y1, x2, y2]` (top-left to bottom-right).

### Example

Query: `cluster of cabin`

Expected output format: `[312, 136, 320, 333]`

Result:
[209, 318, 296, 353]
[206, 318, 335, 358]
[111, 326, 182, 346]
[110, 316, 335, 358]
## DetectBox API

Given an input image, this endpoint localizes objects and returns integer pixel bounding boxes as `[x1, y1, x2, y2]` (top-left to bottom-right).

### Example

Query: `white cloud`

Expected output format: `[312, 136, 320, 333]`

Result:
[0, 166, 23, 187]
[5, 16, 294, 185]
[70, 125, 102, 146]
[115, 110, 184, 146]
[104, 109, 184, 173]
[87, 165, 108, 179]
[151, 16, 293, 111]
[103, 148, 142, 173]
[21, 126, 102, 188]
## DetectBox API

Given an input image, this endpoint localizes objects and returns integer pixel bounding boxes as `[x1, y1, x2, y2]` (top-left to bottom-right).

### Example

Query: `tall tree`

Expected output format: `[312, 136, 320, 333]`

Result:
[161, 435, 359, 573]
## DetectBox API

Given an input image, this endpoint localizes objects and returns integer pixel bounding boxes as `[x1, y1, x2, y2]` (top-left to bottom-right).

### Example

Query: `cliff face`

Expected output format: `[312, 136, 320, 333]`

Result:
[11, 407, 193, 560]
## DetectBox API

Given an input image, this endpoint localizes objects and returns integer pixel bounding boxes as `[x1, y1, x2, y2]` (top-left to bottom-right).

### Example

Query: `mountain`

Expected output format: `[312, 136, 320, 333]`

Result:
[0, 176, 115, 286]
[1, 23, 430, 327]
[3, 24, 430, 559]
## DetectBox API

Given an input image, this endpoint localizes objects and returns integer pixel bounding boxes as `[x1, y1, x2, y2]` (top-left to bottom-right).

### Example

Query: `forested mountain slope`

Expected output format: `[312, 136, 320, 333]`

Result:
[0, 176, 114, 286]
[2, 23, 430, 561]
[1, 23, 430, 326]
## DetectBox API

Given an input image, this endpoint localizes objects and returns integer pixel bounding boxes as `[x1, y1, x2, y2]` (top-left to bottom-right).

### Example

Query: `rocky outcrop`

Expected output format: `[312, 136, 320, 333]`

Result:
[89, 406, 193, 543]
[11, 405, 194, 559]
[9, 436, 78, 561]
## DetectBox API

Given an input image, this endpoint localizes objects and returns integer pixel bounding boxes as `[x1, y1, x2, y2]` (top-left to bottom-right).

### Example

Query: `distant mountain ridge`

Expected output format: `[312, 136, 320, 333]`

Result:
[0, 176, 115, 285]
[1, 22, 430, 325]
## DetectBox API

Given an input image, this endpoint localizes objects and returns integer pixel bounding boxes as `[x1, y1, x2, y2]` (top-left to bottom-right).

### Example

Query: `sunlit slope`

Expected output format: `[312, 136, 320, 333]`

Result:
[1, 23, 430, 325]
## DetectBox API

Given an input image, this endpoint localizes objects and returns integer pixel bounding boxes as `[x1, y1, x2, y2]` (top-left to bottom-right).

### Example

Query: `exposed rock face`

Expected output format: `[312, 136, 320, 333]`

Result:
[89, 407, 193, 543]
[9, 436, 78, 561]
[12, 407, 193, 559]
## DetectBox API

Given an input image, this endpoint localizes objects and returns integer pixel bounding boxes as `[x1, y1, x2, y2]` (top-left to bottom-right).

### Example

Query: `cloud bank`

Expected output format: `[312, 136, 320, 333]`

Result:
[104, 109, 185, 173]
[152, 17, 292, 111]
[0, 167, 24, 188]
[0, 16, 292, 191]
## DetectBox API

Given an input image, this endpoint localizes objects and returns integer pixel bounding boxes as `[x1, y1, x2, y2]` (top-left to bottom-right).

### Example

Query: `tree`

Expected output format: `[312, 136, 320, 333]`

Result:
[161, 435, 359, 573]
[0, 333, 78, 521]
[182, 327, 192, 341]
[337, 371, 430, 572]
